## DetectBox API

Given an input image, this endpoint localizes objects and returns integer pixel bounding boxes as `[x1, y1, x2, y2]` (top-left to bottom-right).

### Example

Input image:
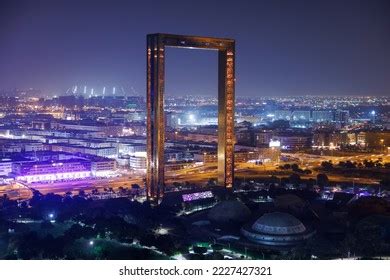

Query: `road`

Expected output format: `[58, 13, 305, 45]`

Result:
[1, 152, 388, 200]
[0, 176, 143, 200]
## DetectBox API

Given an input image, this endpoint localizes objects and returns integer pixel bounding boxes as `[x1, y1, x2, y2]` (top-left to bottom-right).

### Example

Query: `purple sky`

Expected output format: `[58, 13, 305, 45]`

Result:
[0, 0, 389, 97]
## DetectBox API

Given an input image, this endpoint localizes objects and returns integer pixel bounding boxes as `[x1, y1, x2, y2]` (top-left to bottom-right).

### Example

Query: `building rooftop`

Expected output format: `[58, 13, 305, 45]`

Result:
[251, 212, 306, 235]
[208, 200, 251, 224]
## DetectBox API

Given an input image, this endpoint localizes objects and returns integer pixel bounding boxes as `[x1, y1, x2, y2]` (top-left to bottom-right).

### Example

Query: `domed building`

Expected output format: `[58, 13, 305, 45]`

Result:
[208, 200, 251, 225]
[241, 212, 315, 246]
[274, 194, 306, 212]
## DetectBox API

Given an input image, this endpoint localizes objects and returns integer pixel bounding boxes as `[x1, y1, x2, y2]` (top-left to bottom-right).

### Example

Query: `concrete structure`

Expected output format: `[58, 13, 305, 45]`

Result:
[312, 110, 334, 123]
[0, 139, 44, 153]
[194, 148, 280, 164]
[273, 134, 312, 150]
[13, 159, 92, 183]
[51, 143, 117, 158]
[146, 33, 235, 201]
[91, 158, 117, 176]
[0, 159, 13, 176]
[129, 152, 147, 170]
[291, 110, 311, 122]
[254, 130, 274, 147]
[52, 120, 122, 136]
[313, 130, 349, 149]
[12, 156, 116, 183]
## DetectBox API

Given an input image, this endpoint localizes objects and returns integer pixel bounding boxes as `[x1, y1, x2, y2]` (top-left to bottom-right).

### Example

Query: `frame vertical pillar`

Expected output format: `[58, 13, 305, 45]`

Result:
[217, 46, 235, 188]
[146, 34, 165, 202]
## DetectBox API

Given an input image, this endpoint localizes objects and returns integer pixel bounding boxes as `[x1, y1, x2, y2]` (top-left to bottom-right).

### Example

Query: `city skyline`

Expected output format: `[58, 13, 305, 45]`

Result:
[1, 0, 389, 97]
[0, 0, 390, 263]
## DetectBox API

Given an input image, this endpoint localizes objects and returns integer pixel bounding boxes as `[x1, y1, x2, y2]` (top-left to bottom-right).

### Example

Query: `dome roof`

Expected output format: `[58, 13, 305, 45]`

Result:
[208, 200, 251, 224]
[251, 212, 306, 235]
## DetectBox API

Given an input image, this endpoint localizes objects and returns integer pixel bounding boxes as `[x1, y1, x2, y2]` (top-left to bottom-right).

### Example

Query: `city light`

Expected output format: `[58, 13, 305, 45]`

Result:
[154, 227, 170, 235]
[269, 140, 281, 148]
[182, 191, 214, 202]
[188, 113, 196, 123]
[0, 1, 389, 267]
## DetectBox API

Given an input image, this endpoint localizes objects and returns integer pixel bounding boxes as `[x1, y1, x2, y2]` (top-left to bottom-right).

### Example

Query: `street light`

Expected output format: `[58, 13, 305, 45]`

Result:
[380, 139, 384, 153]
[89, 240, 94, 246]
[48, 213, 56, 223]
[154, 227, 169, 235]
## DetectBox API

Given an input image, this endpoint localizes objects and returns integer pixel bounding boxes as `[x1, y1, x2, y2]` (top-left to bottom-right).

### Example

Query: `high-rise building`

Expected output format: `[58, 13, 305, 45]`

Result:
[335, 110, 350, 125]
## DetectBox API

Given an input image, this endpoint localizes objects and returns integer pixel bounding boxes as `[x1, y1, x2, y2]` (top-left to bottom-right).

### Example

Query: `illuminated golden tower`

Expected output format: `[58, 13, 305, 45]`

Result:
[146, 33, 235, 202]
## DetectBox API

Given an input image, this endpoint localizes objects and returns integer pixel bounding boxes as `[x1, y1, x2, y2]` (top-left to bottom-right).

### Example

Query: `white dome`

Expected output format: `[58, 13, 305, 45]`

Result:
[241, 212, 315, 246]
[251, 212, 306, 235]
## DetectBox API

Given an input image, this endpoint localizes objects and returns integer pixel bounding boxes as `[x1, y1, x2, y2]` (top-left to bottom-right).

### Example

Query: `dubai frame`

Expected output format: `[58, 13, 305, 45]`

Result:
[146, 33, 235, 202]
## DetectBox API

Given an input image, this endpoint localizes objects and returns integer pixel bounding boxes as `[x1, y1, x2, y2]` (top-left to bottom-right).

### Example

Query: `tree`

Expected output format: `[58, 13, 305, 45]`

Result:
[375, 162, 383, 168]
[206, 178, 217, 187]
[63, 224, 96, 242]
[316, 173, 329, 188]
[41, 234, 64, 259]
[348, 197, 389, 219]
[269, 175, 279, 185]
[289, 173, 301, 187]
[155, 235, 176, 255]
[306, 178, 316, 190]
[139, 233, 156, 247]
[340, 233, 356, 258]
[321, 161, 333, 171]
[17, 232, 41, 259]
[0, 194, 17, 209]
[271, 120, 290, 129]
[282, 164, 291, 170]
[354, 221, 385, 257]
[291, 164, 299, 172]
[40, 220, 54, 230]
[211, 243, 223, 251]
[338, 161, 356, 168]
[380, 178, 390, 191]
[362, 160, 374, 168]
[193, 246, 208, 255]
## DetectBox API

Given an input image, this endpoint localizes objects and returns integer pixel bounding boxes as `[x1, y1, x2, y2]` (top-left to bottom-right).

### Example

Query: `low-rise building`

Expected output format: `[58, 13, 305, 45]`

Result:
[13, 159, 92, 183]
[129, 152, 147, 170]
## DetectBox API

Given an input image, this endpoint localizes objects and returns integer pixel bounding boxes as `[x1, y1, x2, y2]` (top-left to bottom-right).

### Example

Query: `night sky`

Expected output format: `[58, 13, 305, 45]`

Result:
[0, 0, 389, 97]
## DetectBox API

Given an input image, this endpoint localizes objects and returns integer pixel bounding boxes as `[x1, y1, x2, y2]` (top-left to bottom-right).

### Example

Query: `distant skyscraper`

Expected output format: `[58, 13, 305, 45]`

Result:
[312, 110, 334, 123]
[335, 110, 350, 125]
[370, 110, 376, 123]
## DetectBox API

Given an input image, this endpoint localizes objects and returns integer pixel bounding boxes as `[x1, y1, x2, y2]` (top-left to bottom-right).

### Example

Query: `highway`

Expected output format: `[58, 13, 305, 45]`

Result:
[0, 176, 143, 200]
[1, 152, 388, 200]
